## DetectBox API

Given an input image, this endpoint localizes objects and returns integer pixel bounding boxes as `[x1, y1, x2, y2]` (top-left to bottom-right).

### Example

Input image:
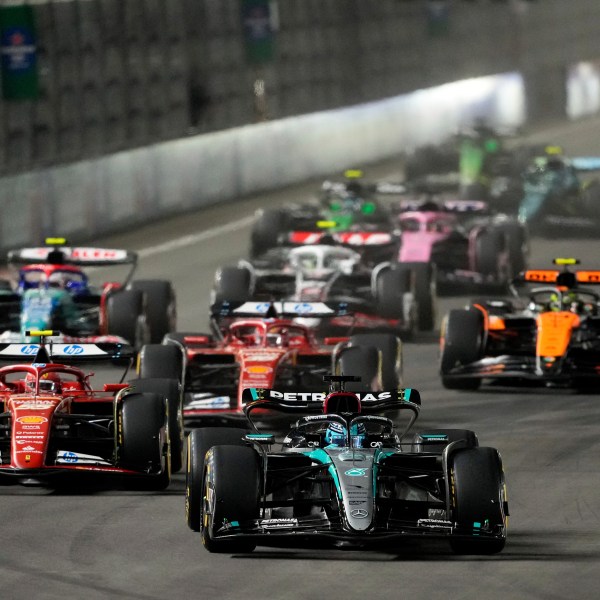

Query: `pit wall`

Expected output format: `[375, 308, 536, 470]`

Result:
[0, 72, 525, 250]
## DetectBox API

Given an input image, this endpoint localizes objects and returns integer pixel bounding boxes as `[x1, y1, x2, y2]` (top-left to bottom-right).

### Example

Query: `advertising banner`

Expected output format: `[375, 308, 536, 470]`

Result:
[0, 3, 39, 100]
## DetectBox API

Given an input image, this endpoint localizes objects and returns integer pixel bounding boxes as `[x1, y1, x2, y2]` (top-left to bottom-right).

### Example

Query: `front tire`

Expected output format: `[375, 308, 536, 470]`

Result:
[449, 447, 507, 554]
[201, 445, 260, 553]
[186, 427, 249, 532]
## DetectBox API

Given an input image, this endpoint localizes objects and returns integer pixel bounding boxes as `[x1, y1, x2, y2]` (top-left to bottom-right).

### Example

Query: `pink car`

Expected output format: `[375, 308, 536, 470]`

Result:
[395, 199, 526, 297]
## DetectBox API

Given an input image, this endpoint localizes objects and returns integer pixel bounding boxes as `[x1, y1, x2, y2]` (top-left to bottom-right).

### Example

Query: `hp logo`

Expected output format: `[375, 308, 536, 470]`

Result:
[294, 303, 313, 314]
[64, 345, 84, 355]
[20, 345, 39, 355]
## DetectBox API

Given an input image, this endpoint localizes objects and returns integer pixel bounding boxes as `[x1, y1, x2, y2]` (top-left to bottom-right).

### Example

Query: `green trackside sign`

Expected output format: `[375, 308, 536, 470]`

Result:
[241, 0, 274, 64]
[0, 3, 39, 100]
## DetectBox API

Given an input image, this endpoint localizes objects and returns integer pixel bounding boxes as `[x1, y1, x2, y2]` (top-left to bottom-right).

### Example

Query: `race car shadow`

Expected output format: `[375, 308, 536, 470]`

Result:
[236, 530, 599, 562]
[0, 473, 188, 496]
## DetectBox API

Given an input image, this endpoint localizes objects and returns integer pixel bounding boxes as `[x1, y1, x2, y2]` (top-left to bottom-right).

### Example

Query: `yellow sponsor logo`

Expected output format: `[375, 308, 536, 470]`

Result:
[16, 415, 47, 424]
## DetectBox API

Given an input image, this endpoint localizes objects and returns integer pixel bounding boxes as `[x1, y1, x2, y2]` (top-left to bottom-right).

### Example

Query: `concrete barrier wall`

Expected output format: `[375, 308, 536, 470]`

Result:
[0, 72, 525, 250]
[2, 0, 600, 178]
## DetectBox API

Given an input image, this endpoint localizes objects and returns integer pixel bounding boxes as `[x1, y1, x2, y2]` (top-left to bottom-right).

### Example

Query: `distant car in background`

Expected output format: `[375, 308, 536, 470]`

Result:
[395, 197, 528, 294]
[212, 243, 435, 333]
[1, 239, 176, 347]
[518, 151, 600, 235]
[439, 258, 600, 390]
[249, 170, 402, 266]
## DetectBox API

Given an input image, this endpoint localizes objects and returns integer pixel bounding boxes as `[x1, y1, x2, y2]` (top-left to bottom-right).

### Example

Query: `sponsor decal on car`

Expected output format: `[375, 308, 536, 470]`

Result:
[260, 518, 298, 529]
[345, 468, 368, 477]
[16, 415, 47, 424]
[350, 509, 369, 518]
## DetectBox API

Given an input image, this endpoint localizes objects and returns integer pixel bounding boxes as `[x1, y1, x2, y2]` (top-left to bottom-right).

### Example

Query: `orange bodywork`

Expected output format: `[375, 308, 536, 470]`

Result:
[536, 311, 580, 357]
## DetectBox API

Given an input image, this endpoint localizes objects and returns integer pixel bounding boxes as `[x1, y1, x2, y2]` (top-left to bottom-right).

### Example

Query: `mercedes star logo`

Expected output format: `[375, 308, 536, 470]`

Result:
[350, 509, 369, 519]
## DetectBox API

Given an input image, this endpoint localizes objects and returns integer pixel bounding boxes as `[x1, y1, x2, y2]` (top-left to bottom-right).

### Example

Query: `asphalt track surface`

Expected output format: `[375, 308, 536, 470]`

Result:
[2, 118, 600, 600]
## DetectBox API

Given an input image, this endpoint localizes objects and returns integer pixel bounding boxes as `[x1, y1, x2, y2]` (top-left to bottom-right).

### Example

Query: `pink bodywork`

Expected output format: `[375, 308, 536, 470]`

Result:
[397, 211, 457, 263]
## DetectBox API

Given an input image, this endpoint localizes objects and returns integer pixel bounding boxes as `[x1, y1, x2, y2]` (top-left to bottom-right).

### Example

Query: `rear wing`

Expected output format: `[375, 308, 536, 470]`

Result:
[211, 301, 352, 319]
[321, 179, 406, 195]
[570, 157, 600, 171]
[8, 246, 138, 268]
[399, 198, 488, 213]
[242, 387, 421, 407]
[514, 269, 600, 286]
[0, 342, 135, 363]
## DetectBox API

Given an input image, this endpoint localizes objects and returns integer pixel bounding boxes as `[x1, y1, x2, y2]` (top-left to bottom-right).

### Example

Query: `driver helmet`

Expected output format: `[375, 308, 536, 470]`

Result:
[40, 372, 62, 393]
[324, 421, 366, 448]
[25, 372, 62, 393]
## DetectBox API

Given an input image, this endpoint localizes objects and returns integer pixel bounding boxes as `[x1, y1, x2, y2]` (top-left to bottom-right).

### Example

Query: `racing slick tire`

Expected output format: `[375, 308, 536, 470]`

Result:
[350, 333, 402, 389]
[106, 288, 149, 349]
[213, 266, 252, 304]
[375, 266, 414, 336]
[186, 427, 249, 532]
[336, 345, 381, 392]
[132, 377, 184, 474]
[410, 429, 479, 454]
[130, 279, 177, 343]
[118, 392, 170, 490]
[440, 309, 484, 390]
[496, 222, 528, 276]
[137, 343, 184, 383]
[398, 262, 436, 331]
[474, 229, 505, 279]
[201, 445, 260, 553]
[250, 209, 288, 258]
[449, 447, 507, 555]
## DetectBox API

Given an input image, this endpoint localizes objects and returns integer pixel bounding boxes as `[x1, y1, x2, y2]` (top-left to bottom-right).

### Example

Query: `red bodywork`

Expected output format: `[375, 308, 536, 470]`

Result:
[181, 318, 345, 421]
[0, 363, 135, 476]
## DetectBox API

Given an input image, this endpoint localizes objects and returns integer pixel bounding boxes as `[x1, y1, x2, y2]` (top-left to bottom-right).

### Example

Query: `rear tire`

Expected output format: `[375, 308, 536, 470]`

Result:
[350, 333, 402, 389]
[186, 427, 249, 532]
[250, 209, 288, 258]
[106, 289, 149, 349]
[375, 266, 413, 332]
[213, 267, 252, 304]
[449, 447, 507, 555]
[398, 262, 436, 331]
[132, 377, 184, 473]
[130, 280, 177, 343]
[201, 445, 260, 553]
[118, 392, 170, 490]
[474, 229, 504, 278]
[336, 345, 381, 392]
[440, 309, 484, 390]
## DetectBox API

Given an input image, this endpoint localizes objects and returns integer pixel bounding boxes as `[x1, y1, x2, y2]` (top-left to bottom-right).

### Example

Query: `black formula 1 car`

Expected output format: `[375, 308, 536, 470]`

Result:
[0, 330, 184, 487]
[2, 239, 176, 347]
[213, 243, 435, 334]
[185, 376, 508, 554]
[440, 258, 600, 390]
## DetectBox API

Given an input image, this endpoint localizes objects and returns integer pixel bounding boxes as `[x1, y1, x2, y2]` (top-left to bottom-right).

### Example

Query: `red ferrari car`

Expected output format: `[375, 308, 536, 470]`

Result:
[137, 302, 403, 427]
[0, 331, 182, 487]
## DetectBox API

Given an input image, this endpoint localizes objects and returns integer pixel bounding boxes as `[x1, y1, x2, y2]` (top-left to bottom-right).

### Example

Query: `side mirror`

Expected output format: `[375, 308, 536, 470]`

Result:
[244, 433, 275, 445]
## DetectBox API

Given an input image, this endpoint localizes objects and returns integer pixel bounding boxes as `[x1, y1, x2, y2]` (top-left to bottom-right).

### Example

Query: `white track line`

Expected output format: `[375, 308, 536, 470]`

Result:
[137, 215, 256, 259]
